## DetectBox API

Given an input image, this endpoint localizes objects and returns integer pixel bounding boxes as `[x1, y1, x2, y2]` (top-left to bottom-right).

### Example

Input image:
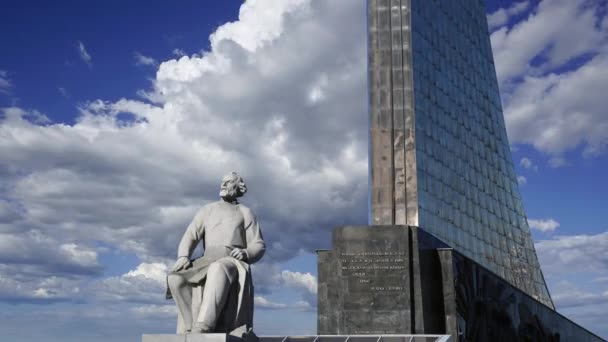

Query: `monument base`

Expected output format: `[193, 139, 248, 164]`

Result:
[317, 225, 606, 341]
[142, 333, 245, 342]
[143, 335, 452, 342]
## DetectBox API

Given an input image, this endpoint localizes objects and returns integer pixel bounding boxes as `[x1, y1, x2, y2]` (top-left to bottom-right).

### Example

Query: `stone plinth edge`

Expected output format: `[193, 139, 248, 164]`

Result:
[142, 333, 244, 342]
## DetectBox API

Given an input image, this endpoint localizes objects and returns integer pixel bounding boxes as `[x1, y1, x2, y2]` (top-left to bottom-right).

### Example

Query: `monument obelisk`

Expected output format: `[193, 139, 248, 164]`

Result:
[369, 0, 417, 227]
[315, 0, 607, 338]
[367, 0, 552, 307]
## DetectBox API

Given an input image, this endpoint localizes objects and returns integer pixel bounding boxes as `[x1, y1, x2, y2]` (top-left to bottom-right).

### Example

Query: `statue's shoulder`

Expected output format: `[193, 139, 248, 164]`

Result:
[236, 203, 255, 218]
[199, 201, 222, 214]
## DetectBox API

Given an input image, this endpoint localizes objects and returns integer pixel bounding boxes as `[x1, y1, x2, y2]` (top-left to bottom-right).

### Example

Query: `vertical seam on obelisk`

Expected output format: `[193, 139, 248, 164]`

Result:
[367, 0, 372, 225]
[408, 227, 415, 331]
[400, 0, 407, 224]
[388, 0, 396, 225]
[405, 0, 417, 226]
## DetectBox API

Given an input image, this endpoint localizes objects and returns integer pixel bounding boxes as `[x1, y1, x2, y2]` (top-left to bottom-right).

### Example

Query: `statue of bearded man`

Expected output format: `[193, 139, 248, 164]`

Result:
[166, 172, 265, 335]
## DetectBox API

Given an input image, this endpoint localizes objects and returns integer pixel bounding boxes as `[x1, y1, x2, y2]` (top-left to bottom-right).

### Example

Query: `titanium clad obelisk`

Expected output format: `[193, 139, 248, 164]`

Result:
[369, 0, 418, 226]
[368, 0, 553, 308]
[318, 1, 605, 338]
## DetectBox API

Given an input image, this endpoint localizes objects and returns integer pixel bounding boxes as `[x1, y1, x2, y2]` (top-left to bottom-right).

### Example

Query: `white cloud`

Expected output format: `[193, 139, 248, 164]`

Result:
[125, 262, 168, 283]
[95, 263, 167, 303]
[77, 41, 92, 67]
[517, 175, 527, 185]
[172, 48, 186, 57]
[519, 157, 537, 170]
[209, 0, 309, 53]
[491, 0, 606, 84]
[280, 270, 317, 294]
[0, 5, 368, 327]
[254, 296, 287, 309]
[503, 53, 608, 157]
[552, 284, 608, 308]
[487, 1, 530, 31]
[0, 0, 368, 271]
[491, 0, 608, 160]
[0, 231, 102, 276]
[535, 233, 608, 335]
[58, 87, 70, 98]
[594, 277, 608, 284]
[536, 231, 608, 277]
[0, 199, 21, 223]
[134, 52, 157, 67]
[0, 273, 81, 303]
[130, 304, 176, 319]
[0, 70, 12, 94]
[0, 1, 367, 337]
[548, 156, 567, 168]
[0, 0, 605, 338]
[293, 300, 313, 311]
[528, 218, 560, 232]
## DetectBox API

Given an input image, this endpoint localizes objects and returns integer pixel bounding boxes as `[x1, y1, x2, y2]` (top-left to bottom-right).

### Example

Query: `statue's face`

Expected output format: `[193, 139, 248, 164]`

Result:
[219, 174, 239, 199]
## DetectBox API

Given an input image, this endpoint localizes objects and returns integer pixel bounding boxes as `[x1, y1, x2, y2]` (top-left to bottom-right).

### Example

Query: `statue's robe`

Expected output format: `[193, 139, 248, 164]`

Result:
[166, 200, 265, 335]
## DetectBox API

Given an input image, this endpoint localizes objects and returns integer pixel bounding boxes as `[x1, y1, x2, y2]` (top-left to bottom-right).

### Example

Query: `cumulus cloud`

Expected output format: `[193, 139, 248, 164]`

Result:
[552, 285, 608, 309]
[503, 54, 608, 158]
[58, 87, 70, 99]
[519, 157, 537, 170]
[487, 1, 530, 31]
[254, 296, 287, 310]
[528, 218, 560, 232]
[134, 52, 158, 67]
[517, 175, 527, 185]
[5, 0, 602, 336]
[536, 232, 608, 335]
[130, 304, 176, 319]
[492, 0, 606, 84]
[0, 70, 12, 94]
[125, 262, 168, 283]
[280, 270, 317, 294]
[491, 0, 608, 160]
[536, 231, 608, 277]
[172, 48, 186, 57]
[0, 0, 367, 313]
[0, 273, 81, 303]
[1, 0, 368, 260]
[94, 263, 167, 303]
[77, 41, 92, 67]
[0, 231, 102, 277]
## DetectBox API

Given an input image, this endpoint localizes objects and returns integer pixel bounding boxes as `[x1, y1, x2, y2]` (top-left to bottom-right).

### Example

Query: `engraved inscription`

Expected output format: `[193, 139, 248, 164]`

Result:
[339, 242, 407, 293]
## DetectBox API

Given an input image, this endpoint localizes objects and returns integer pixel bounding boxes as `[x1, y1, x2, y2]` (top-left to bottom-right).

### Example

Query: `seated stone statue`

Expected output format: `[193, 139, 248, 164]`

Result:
[166, 172, 265, 335]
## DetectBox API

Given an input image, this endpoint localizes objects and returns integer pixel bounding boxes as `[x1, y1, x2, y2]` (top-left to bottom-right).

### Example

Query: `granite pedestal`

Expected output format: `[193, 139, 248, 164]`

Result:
[142, 333, 244, 342]
[143, 335, 451, 342]
[317, 225, 606, 341]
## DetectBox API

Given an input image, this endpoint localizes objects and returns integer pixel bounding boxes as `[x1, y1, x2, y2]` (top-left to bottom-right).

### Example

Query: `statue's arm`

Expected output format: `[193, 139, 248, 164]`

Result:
[177, 209, 204, 259]
[243, 208, 265, 264]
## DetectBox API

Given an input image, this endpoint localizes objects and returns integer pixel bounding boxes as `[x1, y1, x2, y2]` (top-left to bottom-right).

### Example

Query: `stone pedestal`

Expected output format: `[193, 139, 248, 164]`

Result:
[317, 225, 412, 334]
[142, 333, 243, 342]
[317, 225, 606, 341]
[317, 225, 447, 335]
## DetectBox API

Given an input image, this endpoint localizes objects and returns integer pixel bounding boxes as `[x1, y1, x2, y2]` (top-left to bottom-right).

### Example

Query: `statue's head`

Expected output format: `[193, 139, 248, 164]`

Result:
[219, 172, 247, 201]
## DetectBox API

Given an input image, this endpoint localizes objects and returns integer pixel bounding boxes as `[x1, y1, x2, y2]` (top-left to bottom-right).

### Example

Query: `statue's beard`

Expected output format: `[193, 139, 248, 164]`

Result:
[219, 186, 238, 199]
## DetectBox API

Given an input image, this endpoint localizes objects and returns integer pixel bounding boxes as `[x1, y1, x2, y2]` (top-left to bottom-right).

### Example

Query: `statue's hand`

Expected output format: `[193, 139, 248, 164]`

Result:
[230, 248, 248, 261]
[172, 256, 191, 272]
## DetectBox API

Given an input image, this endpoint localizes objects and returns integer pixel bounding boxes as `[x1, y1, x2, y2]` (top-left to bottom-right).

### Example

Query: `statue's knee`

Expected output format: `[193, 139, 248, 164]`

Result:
[207, 262, 224, 276]
[168, 274, 186, 289]
[208, 261, 237, 280]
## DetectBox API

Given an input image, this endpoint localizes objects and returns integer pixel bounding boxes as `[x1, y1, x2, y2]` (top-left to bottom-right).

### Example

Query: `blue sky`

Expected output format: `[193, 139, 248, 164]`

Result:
[0, 0, 607, 341]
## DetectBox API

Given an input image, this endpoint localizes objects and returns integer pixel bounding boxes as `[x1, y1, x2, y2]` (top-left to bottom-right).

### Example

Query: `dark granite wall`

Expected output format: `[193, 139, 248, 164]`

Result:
[318, 226, 412, 335]
[441, 249, 605, 342]
[318, 226, 605, 341]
